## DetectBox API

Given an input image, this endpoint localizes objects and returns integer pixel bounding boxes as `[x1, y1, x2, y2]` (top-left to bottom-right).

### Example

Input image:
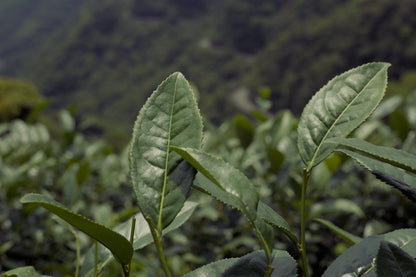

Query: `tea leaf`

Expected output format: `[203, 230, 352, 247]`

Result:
[337, 149, 416, 201]
[314, 218, 362, 246]
[222, 250, 297, 277]
[1, 266, 51, 277]
[20, 193, 133, 266]
[129, 72, 203, 231]
[372, 170, 416, 202]
[297, 62, 390, 170]
[328, 137, 416, 174]
[182, 258, 240, 277]
[376, 241, 416, 277]
[81, 201, 198, 276]
[309, 199, 365, 218]
[323, 229, 416, 276]
[183, 250, 297, 277]
[171, 147, 259, 220]
[257, 201, 299, 246]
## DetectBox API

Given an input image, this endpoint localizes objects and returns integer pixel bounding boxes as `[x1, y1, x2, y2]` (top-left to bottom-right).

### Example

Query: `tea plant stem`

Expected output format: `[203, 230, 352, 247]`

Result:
[300, 168, 310, 277]
[71, 228, 80, 277]
[253, 224, 273, 276]
[123, 217, 136, 277]
[94, 240, 98, 277]
[145, 216, 172, 277]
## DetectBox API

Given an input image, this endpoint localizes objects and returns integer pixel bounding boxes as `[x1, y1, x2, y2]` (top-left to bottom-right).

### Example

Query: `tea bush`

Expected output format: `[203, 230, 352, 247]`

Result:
[2, 63, 416, 276]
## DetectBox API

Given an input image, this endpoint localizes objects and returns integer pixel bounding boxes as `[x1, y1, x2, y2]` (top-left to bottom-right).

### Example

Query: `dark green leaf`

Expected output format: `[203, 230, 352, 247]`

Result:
[297, 62, 390, 170]
[328, 137, 416, 174]
[376, 241, 416, 277]
[171, 147, 259, 220]
[373, 170, 416, 202]
[222, 250, 297, 277]
[323, 229, 416, 276]
[234, 114, 255, 148]
[129, 72, 203, 230]
[20, 193, 133, 266]
[336, 149, 416, 200]
[257, 201, 298, 246]
[183, 250, 296, 277]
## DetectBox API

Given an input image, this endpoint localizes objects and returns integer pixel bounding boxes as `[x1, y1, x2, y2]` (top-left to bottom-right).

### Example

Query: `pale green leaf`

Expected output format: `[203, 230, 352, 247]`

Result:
[1, 266, 51, 277]
[129, 72, 203, 230]
[314, 218, 362, 246]
[20, 193, 133, 266]
[297, 62, 390, 170]
[328, 137, 416, 174]
[309, 199, 365, 218]
[323, 229, 416, 276]
[376, 241, 416, 277]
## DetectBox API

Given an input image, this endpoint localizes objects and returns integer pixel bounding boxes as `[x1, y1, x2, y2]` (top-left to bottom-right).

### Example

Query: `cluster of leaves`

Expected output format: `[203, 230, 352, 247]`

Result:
[0, 110, 135, 275]
[2, 63, 416, 276]
[0, 77, 47, 122]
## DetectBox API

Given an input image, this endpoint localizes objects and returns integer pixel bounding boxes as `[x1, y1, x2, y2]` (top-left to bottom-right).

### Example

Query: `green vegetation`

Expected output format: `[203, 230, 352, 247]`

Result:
[0, 77, 47, 122]
[1, 0, 416, 146]
[2, 64, 416, 276]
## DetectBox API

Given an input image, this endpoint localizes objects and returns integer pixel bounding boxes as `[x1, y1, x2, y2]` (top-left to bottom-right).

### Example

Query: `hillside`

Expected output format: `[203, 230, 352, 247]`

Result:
[1, 0, 416, 145]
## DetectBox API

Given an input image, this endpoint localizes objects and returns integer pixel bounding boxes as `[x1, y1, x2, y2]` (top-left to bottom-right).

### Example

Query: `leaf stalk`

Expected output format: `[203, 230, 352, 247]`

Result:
[300, 168, 310, 277]
[145, 216, 172, 277]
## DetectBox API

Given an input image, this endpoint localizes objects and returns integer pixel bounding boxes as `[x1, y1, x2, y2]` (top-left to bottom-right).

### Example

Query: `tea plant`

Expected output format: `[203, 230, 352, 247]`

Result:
[5, 63, 416, 276]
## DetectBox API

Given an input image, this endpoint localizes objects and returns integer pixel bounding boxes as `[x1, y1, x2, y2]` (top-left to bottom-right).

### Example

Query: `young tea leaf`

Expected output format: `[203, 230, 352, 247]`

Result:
[297, 62, 390, 170]
[20, 193, 133, 266]
[376, 241, 416, 277]
[129, 72, 203, 231]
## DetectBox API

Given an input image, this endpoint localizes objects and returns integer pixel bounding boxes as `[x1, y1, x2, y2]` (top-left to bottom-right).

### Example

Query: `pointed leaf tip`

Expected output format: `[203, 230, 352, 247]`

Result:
[129, 72, 203, 230]
[297, 62, 390, 169]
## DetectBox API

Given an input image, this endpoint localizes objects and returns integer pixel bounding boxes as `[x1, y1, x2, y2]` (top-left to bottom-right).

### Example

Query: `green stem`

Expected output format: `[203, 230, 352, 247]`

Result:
[300, 168, 310, 277]
[252, 221, 273, 276]
[145, 216, 172, 277]
[122, 217, 136, 277]
[71, 229, 80, 277]
[94, 240, 98, 277]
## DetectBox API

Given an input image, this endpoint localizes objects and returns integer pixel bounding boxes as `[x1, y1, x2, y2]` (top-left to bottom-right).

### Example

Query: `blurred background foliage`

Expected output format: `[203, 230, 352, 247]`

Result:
[1, 0, 416, 146]
[1, 0, 416, 276]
